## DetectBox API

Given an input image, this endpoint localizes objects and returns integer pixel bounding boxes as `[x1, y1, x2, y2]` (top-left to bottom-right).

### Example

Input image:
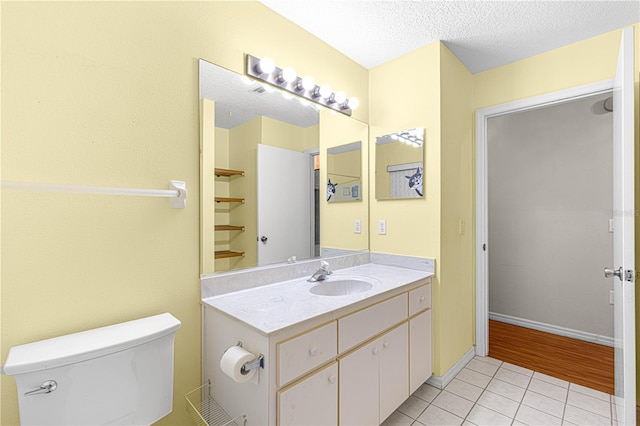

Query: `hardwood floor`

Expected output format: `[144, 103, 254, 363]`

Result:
[488, 320, 614, 395]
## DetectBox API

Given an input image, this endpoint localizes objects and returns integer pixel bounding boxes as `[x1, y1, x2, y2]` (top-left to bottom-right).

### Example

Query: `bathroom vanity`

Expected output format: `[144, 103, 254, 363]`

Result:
[202, 261, 433, 426]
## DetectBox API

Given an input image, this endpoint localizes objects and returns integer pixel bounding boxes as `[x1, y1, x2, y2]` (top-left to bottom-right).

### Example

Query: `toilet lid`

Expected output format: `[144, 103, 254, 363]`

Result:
[1, 312, 180, 375]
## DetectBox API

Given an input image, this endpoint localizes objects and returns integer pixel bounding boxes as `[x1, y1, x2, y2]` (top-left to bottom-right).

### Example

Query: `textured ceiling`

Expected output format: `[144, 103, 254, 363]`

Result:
[259, 0, 640, 73]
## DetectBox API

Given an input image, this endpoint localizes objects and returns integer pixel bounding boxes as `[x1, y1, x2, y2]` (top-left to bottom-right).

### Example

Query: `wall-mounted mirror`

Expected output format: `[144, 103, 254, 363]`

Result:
[199, 59, 368, 274]
[327, 141, 362, 203]
[375, 127, 424, 200]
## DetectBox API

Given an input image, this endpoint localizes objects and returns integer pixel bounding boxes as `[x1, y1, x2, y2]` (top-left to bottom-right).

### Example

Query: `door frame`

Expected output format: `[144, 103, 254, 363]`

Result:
[475, 79, 614, 355]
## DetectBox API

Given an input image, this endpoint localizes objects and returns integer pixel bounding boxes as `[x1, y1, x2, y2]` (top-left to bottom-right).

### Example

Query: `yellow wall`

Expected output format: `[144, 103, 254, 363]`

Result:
[439, 44, 475, 374]
[328, 149, 361, 184]
[261, 116, 309, 152]
[369, 42, 445, 373]
[319, 110, 369, 252]
[0, 2, 368, 425]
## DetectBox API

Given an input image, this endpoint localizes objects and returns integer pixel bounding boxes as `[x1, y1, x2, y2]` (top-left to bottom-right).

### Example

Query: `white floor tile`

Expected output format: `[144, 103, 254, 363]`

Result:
[462, 421, 478, 426]
[515, 405, 562, 426]
[466, 404, 513, 426]
[528, 378, 569, 402]
[500, 362, 534, 376]
[381, 410, 414, 426]
[455, 368, 492, 388]
[494, 367, 531, 389]
[474, 356, 503, 367]
[396, 395, 429, 419]
[445, 378, 484, 402]
[416, 404, 464, 426]
[465, 358, 500, 377]
[566, 390, 612, 418]
[432, 390, 475, 419]
[413, 383, 441, 403]
[563, 404, 612, 426]
[533, 371, 570, 389]
[486, 378, 526, 402]
[569, 383, 611, 402]
[476, 390, 520, 418]
[522, 390, 566, 418]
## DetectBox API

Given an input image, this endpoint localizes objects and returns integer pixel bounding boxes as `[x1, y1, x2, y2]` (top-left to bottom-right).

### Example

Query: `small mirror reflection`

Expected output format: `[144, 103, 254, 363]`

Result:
[327, 141, 362, 203]
[375, 128, 424, 200]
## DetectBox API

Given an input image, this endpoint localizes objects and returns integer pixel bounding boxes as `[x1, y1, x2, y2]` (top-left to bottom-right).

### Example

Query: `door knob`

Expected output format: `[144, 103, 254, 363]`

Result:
[260, 236, 268, 244]
[604, 267, 622, 279]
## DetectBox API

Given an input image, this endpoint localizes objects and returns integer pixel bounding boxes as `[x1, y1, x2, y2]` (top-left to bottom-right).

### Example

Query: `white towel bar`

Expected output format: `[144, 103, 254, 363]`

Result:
[1, 180, 187, 208]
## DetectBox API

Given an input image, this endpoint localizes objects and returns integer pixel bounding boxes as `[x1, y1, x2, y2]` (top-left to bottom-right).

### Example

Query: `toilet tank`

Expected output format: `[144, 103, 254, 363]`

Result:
[1, 313, 181, 426]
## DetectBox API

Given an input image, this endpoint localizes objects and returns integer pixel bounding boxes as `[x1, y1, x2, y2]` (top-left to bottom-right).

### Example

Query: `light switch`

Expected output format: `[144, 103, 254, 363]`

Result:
[354, 220, 361, 234]
[378, 219, 387, 235]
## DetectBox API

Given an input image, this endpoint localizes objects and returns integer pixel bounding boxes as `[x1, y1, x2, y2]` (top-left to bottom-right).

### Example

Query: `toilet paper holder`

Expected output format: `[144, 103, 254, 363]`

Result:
[236, 341, 264, 376]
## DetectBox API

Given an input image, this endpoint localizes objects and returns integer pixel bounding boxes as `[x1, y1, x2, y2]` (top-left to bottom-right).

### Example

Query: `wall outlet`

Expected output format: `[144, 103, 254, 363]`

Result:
[378, 219, 387, 235]
[354, 220, 361, 234]
[609, 290, 615, 305]
[458, 219, 465, 235]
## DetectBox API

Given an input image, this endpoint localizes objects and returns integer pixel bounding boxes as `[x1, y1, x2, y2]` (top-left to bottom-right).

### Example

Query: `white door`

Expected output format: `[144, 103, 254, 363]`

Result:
[257, 144, 313, 266]
[608, 26, 636, 426]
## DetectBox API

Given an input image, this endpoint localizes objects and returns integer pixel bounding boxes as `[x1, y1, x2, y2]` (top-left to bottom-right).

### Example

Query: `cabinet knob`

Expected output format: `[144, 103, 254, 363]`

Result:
[372, 348, 379, 355]
[328, 375, 336, 384]
[309, 347, 318, 356]
[419, 296, 425, 302]
[383, 342, 390, 349]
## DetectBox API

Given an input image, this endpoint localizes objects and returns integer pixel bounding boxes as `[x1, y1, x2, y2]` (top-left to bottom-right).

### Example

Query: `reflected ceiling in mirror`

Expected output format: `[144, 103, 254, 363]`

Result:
[199, 60, 319, 129]
[375, 127, 424, 200]
[327, 141, 362, 203]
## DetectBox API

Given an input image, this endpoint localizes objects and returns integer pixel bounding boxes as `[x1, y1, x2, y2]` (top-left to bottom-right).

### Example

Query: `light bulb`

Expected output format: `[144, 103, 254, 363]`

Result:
[347, 97, 360, 109]
[281, 67, 297, 83]
[334, 91, 347, 104]
[301, 76, 316, 91]
[319, 84, 332, 99]
[257, 57, 275, 74]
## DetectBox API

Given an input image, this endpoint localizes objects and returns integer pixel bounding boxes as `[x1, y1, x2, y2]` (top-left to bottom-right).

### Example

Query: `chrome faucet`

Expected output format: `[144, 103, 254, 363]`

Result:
[307, 261, 332, 282]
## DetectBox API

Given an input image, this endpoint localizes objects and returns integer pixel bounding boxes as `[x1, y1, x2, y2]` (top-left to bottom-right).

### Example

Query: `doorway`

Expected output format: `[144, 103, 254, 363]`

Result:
[475, 81, 616, 385]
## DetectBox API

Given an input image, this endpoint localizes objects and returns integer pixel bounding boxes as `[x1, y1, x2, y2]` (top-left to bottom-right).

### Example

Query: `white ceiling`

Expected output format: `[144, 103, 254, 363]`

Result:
[259, 0, 640, 73]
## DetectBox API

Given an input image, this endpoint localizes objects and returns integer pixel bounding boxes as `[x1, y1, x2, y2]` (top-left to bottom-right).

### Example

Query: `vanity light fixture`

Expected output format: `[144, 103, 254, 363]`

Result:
[246, 54, 357, 116]
[392, 128, 424, 147]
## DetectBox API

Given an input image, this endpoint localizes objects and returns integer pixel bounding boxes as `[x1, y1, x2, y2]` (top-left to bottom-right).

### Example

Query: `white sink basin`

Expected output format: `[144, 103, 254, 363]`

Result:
[309, 279, 373, 296]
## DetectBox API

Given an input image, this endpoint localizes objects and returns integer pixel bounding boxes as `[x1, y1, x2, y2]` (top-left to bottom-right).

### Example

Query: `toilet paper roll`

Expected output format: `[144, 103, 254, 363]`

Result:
[220, 345, 257, 383]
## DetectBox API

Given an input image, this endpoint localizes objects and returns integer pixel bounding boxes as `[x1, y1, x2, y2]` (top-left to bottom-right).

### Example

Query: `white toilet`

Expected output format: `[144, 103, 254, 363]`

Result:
[1, 313, 181, 425]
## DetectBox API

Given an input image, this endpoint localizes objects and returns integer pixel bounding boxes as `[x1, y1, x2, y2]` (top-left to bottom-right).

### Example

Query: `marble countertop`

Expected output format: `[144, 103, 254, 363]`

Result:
[202, 263, 433, 336]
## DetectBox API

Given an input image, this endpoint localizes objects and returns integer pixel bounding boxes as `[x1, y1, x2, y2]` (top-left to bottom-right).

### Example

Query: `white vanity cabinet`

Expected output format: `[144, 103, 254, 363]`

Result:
[203, 273, 432, 426]
[339, 323, 409, 426]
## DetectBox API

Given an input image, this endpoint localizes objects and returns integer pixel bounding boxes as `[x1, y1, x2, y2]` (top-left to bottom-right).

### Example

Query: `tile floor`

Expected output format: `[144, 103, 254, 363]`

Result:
[382, 356, 617, 426]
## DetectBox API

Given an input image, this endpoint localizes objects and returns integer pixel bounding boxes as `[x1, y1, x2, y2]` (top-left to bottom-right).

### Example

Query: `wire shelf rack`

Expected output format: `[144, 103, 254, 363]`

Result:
[185, 381, 247, 426]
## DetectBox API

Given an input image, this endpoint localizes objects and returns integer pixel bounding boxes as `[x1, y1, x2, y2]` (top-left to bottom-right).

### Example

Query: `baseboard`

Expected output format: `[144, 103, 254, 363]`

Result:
[426, 346, 476, 389]
[489, 312, 614, 347]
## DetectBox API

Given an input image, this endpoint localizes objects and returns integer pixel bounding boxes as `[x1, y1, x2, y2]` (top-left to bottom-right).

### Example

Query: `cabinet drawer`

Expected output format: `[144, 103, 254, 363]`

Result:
[278, 321, 337, 386]
[338, 293, 408, 353]
[409, 283, 432, 317]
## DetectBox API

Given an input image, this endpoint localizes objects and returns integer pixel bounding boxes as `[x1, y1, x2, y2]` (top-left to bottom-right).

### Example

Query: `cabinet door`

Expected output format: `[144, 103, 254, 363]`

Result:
[339, 340, 379, 426]
[379, 323, 409, 422]
[409, 310, 432, 395]
[277, 362, 338, 426]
